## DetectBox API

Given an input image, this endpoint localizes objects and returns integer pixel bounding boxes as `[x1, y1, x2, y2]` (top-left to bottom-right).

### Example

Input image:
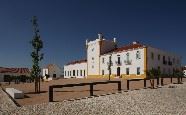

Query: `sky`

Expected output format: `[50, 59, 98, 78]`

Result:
[0, 0, 186, 68]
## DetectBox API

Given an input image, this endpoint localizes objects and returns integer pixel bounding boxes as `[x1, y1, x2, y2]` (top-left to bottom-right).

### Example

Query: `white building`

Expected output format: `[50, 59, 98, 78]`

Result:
[64, 33, 181, 79]
[183, 66, 186, 77]
[42, 64, 63, 80]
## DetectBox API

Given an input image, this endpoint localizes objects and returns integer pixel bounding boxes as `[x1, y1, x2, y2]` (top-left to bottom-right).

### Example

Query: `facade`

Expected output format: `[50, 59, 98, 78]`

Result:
[64, 33, 181, 79]
[183, 66, 186, 77]
[0, 67, 30, 82]
[42, 64, 63, 79]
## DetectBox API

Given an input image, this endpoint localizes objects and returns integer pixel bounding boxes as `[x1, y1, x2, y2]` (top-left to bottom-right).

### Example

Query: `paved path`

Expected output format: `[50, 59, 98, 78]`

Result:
[1, 82, 186, 115]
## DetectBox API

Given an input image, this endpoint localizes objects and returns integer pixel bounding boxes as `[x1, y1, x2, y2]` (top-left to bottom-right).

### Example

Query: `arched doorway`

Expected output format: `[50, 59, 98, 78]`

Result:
[117, 67, 120, 76]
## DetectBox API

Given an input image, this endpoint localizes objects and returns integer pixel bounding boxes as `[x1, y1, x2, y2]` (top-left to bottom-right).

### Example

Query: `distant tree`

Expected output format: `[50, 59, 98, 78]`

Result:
[30, 16, 44, 93]
[174, 69, 184, 84]
[147, 68, 158, 88]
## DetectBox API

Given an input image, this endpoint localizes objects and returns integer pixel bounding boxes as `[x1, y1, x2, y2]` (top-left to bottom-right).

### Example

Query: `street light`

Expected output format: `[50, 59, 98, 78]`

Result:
[107, 54, 113, 80]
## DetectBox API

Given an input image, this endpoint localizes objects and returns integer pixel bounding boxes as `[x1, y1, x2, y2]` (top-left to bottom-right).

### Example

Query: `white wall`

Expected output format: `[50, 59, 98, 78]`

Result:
[42, 65, 63, 79]
[64, 62, 87, 78]
[100, 47, 145, 76]
[147, 46, 181, 74]
[87, 39, 101, 75]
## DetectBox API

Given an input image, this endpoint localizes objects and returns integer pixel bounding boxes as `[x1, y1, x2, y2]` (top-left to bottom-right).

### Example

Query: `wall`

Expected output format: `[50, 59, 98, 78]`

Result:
[64, 62, 87, 78]
[100, 47, 145, 79]
[147, 46, 181, 75]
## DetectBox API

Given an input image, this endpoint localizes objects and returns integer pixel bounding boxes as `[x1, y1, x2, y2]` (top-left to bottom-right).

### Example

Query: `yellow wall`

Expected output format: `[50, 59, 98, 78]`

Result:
[121, 74, 146, 79]
[144, 47, 147, 78]
[87, 74, 116, 78]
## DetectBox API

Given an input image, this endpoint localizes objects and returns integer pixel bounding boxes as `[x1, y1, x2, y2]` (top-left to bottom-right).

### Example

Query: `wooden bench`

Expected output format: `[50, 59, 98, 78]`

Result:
[5, 88, 24, 99]
[49, 80, 121, 102]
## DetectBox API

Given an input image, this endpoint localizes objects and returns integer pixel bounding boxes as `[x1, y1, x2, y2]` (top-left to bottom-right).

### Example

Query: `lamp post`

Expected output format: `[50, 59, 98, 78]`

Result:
[107, 54, 113, 80]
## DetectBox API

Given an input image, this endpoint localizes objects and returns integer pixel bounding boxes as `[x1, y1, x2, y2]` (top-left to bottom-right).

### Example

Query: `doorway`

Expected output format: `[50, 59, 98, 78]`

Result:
[117, 67, 120, 76]
[53, 74, 56, 78]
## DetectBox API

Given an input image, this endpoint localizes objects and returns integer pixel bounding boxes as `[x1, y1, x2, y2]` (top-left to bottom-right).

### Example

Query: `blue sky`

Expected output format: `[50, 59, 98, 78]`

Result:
[0, 0, 186, 68]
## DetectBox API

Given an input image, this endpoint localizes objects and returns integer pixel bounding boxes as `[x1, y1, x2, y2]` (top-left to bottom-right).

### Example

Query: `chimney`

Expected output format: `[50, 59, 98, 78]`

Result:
[86, 39, 88, 48]
[113, 38, 117, 43]
[132, 41, 139, 44]
[98, 33, 103, 40]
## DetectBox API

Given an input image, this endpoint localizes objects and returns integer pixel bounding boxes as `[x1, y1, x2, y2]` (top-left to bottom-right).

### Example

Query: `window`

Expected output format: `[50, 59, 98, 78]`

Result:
[137, 67, 140, 75]
[73, 70, 75, 76]
[80, 70, 82, 76]
[126, 53, 129, 61]
[70, 71, 71, 76]
[102, 58, 105, 64]
[92, 65, 94, 68]
[92, 48, 94, 52]
[151, 52, 154, 60]
[126, 68, 129, 75]
[64, 71, 66, 76]
[173, 58, 175, 64]
[158, 54, 160, 60]
[84, 70, 86, 76]
[117, 56, 121, 64]
[77, 70, 79, 76]
[136, 51, 141, 59]
[102, 70, 104, 75]
[92, 57, 94, 60]
[68, 71, 69, 76]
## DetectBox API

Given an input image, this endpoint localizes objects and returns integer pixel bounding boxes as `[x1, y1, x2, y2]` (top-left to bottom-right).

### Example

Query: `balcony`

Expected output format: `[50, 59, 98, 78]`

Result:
[163, 60, 167, 65]
[124, 60, 132, 65]
[115, 61, 122, 66]
[168, 61, 172, 66]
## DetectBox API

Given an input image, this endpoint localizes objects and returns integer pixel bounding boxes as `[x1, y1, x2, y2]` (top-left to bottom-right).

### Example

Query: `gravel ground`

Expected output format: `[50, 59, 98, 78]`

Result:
[0, 88, 17, 115]
[1, 82, 186, 115]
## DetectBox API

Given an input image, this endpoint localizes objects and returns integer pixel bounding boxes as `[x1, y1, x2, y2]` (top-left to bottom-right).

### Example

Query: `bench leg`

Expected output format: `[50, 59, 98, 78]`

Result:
[127, 80, 129, 90]
[144, 79, 146, 88]
[118, 82, 121, 91]
[90, 84, 93, 96]
[49, 87, 53, 102]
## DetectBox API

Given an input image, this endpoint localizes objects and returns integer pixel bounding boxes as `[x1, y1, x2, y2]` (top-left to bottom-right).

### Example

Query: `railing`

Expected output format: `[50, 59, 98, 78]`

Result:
[124, 60, 132, 65]
[115, 61, 122, 66]
[163, 60, 167, 65]
[49, 80, 121, 102]
[168, 61, 172, 66]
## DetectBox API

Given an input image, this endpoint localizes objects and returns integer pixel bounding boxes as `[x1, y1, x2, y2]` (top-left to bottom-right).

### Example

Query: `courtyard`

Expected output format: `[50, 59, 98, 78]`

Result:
[1, 77, 185, 106]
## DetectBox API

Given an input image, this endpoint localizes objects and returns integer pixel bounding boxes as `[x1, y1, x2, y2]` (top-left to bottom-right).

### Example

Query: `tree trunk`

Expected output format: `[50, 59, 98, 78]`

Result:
[150, 79, 154, 89]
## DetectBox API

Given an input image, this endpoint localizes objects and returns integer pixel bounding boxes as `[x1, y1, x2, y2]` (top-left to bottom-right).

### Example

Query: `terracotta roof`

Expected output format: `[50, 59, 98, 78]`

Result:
[103, 42, 145, 55]
[66, 59, 87, 65]
[0, 67, 30, 74]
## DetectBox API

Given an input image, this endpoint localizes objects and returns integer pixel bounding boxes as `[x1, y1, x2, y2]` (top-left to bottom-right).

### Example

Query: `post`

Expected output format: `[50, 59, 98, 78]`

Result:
[144, 79, 146, 88]
[161, 77, 164, 86]
[90, 84, 93, 96]
[49, 86, 53, 102]
[127, 80, 129, 90]
[157, 77, 159, 86]
[118, 81, 121, 91]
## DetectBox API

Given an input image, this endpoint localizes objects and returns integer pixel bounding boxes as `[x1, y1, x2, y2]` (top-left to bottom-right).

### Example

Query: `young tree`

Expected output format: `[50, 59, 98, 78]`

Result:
[147, 68, 157, 88]
[30, 16, 44, 93]
[174, 69, 184, 84]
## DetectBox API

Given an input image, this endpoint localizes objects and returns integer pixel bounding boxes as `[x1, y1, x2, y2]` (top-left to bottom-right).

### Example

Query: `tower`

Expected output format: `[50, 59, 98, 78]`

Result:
[86, 33, 117, 77]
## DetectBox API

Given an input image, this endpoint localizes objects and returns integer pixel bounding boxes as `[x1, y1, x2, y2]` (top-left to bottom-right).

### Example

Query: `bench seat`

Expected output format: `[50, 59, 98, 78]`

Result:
[5, 88, 24, 99]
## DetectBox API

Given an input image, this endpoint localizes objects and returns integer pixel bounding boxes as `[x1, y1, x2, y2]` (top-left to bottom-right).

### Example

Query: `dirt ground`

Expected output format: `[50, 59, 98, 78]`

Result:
[1, 78, 185, 106]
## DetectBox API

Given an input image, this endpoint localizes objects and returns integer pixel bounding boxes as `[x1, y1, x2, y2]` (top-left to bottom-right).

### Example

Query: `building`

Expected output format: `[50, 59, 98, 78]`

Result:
[64, 33, 181, 79]
[42, 64, 63, 80]
[183, 66, 186, 77]
[0, 67, 30, 82]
